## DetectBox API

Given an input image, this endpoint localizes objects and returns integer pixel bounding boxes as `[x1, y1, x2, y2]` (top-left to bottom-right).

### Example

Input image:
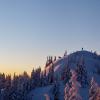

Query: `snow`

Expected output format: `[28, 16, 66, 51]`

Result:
[27, 50, 100, 100]
[27, 85, 54, 100]
[58, 81, 65, 100]
[46, 50, 100, 83]
[80, 87, 89, 100]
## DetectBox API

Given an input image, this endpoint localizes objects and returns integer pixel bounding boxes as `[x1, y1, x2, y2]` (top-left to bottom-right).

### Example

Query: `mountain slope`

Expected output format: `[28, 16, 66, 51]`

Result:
[46, 50, 100, 83]
[28, 50, 100, 100]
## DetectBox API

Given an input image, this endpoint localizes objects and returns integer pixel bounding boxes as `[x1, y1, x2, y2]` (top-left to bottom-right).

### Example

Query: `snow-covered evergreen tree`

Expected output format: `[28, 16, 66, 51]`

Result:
[7, 72, 30, 100]
[64, 70, 82, 100]
[64, 83, 70, 100]
[47, 63, 54, 84]
[89, 77, 100, 100]
[52, 81, 59, 100]
[31, 67, 42, 88]
[62, 65, 71, 84]
[45, 56, 53, 68]
[64, 50, 67, 57]
[76, 56, 88, 87]
[30, 68, 35, 89]
[0, 73, 6, 90]
[5, 75, 11, 89]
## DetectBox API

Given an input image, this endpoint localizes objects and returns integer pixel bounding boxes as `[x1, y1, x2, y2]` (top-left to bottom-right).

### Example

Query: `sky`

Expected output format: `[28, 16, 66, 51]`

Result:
[0, 0, 100, 75]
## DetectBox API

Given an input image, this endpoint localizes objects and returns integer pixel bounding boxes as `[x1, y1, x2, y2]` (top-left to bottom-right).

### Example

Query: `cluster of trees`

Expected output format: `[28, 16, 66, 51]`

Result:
[76, 57, 88, 88]
[0, 64, 55, 100]
[45, 56, 56, 68]
[63, 56, 100, 100]
[0, 72, 30, 100]
[64, 70, 100, 100]
[89, 77, 100, 100]
[0, 54, 100, 100]
[62, 56, 88, 88]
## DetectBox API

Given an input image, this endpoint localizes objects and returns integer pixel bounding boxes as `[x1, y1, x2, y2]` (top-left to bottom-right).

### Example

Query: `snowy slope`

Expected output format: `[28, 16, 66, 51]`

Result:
[46, 50, 100, 83]
[28, 50, 100, 100]
[27, 85, 54, 100]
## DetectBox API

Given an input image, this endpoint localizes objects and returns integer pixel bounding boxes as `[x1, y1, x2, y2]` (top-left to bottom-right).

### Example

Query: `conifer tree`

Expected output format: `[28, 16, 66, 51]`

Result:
[76, 57, 88, 87]
[64, 70, 82, 100]
[89, 77, 100, 100]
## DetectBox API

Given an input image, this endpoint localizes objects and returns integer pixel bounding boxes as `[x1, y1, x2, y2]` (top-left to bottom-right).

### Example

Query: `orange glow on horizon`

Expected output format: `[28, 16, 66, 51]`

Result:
[0, 64, 45, 76]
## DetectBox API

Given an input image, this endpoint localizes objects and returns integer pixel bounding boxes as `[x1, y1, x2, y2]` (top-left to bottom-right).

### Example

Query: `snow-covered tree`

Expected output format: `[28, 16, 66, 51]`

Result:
[64, 70, 82, 100]
[64, 83, 70, 100]
[64, 50, 67, 57]
[31, 67, 41, 87]
[76, 57, 88, 87]
[7, 72, 30, 100]
[89, 77, 100, 100]
[62, 65, 71, 84]
[52, 81, 59, 100]
[40, 71, 48, 86]
[47, 63, 54, 84]
[30, 68, 35, 89]
[1, 75, 12, 100]
[0, 73, 6, 90]
[45, 56, 53, 68]
[5, 75, 11, 89]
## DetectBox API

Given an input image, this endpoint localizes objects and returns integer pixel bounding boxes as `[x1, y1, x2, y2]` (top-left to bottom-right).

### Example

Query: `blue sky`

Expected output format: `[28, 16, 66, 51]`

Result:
[0, 0, 100, 74]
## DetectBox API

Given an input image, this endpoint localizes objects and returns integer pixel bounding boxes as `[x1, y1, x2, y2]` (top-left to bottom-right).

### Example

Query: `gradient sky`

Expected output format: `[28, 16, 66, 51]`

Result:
[0, 0, 100, 75]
